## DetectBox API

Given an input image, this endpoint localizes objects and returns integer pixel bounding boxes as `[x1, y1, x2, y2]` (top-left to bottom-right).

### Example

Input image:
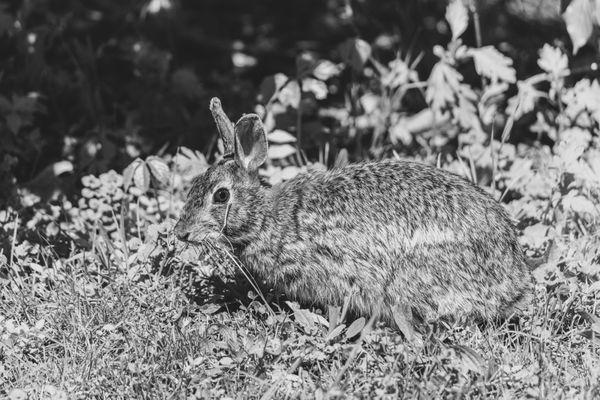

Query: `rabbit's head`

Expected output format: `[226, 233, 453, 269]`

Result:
[174, 98, 269, 245]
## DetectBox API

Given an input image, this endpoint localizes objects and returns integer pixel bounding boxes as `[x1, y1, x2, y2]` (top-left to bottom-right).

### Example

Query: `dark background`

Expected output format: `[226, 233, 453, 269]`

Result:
[0, 0, 588, 198]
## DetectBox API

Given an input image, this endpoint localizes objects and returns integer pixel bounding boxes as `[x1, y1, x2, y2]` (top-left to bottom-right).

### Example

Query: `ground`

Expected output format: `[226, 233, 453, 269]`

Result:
[1, 146, 600, 399]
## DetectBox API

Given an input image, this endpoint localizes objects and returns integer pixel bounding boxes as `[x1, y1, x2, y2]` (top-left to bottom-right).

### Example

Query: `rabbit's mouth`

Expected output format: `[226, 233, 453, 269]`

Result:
[177, 228, 227, 246]
[174, 216, 223, 243]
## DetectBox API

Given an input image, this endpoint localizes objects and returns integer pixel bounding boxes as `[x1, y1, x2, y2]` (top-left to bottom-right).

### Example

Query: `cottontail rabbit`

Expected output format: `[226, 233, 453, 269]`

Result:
[174, 98, 533, 332]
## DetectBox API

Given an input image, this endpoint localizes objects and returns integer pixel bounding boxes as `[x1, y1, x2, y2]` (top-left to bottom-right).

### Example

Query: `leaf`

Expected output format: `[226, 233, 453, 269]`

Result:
[231, 52, 257, 68]
[449, 344, 485, 374]
[481, 82, 510, 106]
[285, 301, 300, 311]
[325, 324, 346, 341]
[312, 60, 342, 80]
[34, 319, 45, 331]
[426, 61, 476, 111]
[123, 158, 144, 190]
[381, 58, 419, 89]
[537, 44, 569, 76]
[268, 144, 296, 159]
[133, 162, 151, 192]
[586, 280, 600, 294]
[579, 329, 600, 345]
[313, 312, 329, 328]
[7, 389, 27, 400]
[392, 304, 417, 342]
[146, 156, 170, 186]
[562, 79, 600, 125]
[333, 149, 349, 169]
[143, 0, 173, 14]
[555, 127, 592, 163]
[520, 223, 551, 249]
[280, 166, 303, 181]
[292, 308, 327, 333]
[265, 337, 282, 355]
[100, 323, 118, 332]
[427, 62, 458, 110]
[563, 0, 594, 54]
[506, 80, 544, 119]
[562, 193, 597, 215]
[174, 146, 208, 177]
[360, 93, 380, 113]
[278, 79, 301, 108]
[446, 0, 469, 41]
[219, 356, 234, 367]
[344, 317, 366, 340]
[339, 38, 372, 72]
[585, 149, 600, 178]
[268, 129, 297, 143]
[258, 73, 290, 104]
[296, 52, 318, 78]
[480, 82, 509, 123]
[302, 78, 328, 100]
[467, 46, 516, 83]
[455, 97, 480, 132]
[389, 121, 413, 146]
[327, 305, 342, 331]
[200, 303, 221, 315]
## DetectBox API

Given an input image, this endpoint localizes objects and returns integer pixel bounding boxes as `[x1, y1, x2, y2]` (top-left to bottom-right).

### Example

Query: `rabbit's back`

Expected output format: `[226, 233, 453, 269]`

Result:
[242, 159, 531, 323]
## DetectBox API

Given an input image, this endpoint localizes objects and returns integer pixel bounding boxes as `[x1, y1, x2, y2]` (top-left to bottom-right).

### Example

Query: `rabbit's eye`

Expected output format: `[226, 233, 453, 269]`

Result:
[213, 188, 230, 203]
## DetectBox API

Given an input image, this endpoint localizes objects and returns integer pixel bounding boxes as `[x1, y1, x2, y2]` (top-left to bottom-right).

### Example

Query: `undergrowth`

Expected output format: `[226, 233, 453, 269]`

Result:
[2, 1, 600, 399]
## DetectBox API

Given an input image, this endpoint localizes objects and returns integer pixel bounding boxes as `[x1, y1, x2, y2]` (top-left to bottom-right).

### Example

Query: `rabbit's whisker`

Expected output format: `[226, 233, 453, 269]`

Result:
[206, 240, 274, 316]
[220, 202, 231, 234]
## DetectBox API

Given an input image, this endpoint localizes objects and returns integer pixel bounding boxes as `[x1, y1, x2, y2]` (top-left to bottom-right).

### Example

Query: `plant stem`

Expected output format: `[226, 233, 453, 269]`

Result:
[469, 0, 485, 89]
[469, 0, 483, 48]
[295, 78, 303, 165]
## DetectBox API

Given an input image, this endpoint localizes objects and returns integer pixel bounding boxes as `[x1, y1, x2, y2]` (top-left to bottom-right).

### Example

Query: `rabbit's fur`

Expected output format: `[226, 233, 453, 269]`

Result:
[175, 98, 532, 329]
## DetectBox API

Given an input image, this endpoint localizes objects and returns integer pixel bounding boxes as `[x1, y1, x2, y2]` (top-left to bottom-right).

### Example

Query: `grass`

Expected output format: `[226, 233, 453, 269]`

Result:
[1, 165, 600, 399]
[2, 3, 599, 396]
[1, 226, 599, 399]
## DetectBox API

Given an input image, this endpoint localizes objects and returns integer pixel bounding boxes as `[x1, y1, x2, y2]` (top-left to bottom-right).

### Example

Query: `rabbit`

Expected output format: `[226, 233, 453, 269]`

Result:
[174, 97, 533, 334]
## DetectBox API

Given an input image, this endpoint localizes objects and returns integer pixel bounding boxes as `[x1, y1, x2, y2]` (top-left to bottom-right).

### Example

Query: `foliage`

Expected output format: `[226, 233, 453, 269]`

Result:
[0, 0, 596, 195]
[1, 0, 600, 398]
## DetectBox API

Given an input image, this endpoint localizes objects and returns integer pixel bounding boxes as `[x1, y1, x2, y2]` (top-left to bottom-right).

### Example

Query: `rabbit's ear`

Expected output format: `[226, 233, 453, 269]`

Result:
[209, 97, 235, 157]
[233, 114, 268, 172]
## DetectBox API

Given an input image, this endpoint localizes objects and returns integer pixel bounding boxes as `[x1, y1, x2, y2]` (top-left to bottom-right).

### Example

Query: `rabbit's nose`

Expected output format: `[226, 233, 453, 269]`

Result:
[177, 231, 190, 242]
[174, 220, 190, 242]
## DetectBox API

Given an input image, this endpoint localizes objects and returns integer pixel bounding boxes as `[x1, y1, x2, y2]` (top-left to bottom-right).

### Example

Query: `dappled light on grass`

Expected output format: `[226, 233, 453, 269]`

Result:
[2, 0, 600, 398]
[2, 131, 600, 397]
